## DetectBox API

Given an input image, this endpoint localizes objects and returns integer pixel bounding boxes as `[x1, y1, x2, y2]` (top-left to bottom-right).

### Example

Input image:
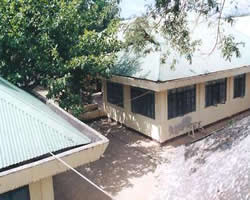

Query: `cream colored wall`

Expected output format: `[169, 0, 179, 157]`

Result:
[104, 73, 250, 143]
[162, 73, 250, 142]
[29, 177, 54, 200]
[103, 81, 163, 141]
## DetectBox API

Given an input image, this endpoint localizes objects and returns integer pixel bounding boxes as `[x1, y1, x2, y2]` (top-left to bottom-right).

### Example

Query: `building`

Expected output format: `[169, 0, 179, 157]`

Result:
[103, 18, 250, 143]
[0, 77, 108, 200]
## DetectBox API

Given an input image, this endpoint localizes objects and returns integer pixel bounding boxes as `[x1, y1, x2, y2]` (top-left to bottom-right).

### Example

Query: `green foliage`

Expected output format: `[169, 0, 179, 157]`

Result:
[0, 0, 121, 116]
[123, 17, 160, 54]
[220, 35, 245, 62]
[160, 11, 201, 64]
[124, 0, 244, 65]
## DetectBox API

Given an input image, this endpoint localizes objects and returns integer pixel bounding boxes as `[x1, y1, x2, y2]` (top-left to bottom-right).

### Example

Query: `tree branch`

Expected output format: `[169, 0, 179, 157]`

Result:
[208, 0, 226, 55]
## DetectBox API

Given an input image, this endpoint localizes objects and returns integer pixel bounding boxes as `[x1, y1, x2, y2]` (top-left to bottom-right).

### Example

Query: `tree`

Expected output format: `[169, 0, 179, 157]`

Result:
[123, 0, 244, 65]
[0, 0, 120, 116]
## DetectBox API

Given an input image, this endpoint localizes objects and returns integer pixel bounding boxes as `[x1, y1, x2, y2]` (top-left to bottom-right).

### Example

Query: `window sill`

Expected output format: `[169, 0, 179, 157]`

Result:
[168, 110, 196, 121]
[233, 95, 245, 99]
[107, 102, 124, 109]
[131, 112, 155, 120]
[205, 102, 226, 108]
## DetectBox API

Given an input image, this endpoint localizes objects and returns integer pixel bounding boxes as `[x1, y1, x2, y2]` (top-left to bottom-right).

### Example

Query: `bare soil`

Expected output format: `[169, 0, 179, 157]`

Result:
[54, 110, 250, 200]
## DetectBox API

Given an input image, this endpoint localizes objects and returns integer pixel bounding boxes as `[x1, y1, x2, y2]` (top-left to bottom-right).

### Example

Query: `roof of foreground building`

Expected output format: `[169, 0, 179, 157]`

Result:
[0, 77, 91, 171]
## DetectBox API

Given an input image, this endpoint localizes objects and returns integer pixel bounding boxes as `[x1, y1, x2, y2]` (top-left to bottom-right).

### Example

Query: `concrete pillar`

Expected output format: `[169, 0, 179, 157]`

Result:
[124, 85, 131, 112]
[227, 77, 232, 102]
[29, 177, 54, 200]
[200, 82, 206, 109]
[155, 91, 167, 122]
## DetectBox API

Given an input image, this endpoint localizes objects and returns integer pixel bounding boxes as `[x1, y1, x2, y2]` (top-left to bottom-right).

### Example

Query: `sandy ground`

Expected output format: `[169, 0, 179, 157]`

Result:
[54, 111, 250, 200]
[153, 116, 250, 200]
[54, 119, 163, 200]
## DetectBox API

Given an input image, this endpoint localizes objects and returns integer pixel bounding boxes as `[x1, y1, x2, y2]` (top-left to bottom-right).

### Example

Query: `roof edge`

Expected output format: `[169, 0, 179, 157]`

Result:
[0, 139, 108, 194]
[0, 91, 109, 194]
[32, 91, 109, 143]
[109, 65, 250, 91]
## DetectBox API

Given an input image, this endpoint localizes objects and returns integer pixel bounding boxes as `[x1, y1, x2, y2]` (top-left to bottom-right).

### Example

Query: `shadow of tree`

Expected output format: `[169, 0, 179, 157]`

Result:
[53, 118, 167, 200]
[110, 52, 153, 80]
[111, 52, 143, 77]
[53, 111, 250, 199]
[184, 116, 250, 164]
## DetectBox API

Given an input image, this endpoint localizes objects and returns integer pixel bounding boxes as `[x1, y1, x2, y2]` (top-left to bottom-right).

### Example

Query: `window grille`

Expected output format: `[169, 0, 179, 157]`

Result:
[168, 85, 196, 119]
[234, 74, 246, 98]
[205, 78, 227, 107]
[131, 87, 155, 119]
[0, 186, 30, 200]
[107, 82, 124, 107]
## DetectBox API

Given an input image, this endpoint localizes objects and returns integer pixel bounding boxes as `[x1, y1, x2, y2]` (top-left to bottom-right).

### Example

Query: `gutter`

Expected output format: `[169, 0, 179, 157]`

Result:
[0, 139, 108, 194]
[110, 65, 250, 91]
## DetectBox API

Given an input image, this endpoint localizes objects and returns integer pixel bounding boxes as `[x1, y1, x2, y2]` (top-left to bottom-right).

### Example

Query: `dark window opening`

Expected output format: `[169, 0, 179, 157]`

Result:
[107, 82, 124, 107]
[205, 78, 227, 107]
[168, 85, 196, 120]
[0, 186, 30, 200]
[234, 74, 246, 98]
[131, 87, 155, 119]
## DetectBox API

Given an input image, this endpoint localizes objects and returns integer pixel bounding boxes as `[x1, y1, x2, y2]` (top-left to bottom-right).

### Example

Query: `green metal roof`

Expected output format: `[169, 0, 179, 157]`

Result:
[0, 77, 91, 171]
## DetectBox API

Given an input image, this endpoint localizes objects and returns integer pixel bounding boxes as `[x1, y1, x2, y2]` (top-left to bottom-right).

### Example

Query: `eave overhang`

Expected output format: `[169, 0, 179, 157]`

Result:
[0, 97, 109, 194]
[109, 65, 250, 92]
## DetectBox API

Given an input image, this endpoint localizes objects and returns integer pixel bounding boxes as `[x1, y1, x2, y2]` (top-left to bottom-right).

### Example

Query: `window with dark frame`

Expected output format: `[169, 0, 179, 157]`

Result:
[107, 82, 124, 107]
[168, 85, 196, 120]
[131, 87, 155, 119]
[234, 74, 246, 98]
[0, 186, 30, 200]
[205, 78, 227, 107]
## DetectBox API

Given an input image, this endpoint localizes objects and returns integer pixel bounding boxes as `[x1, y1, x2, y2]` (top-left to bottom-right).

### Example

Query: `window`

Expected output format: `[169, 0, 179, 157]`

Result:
[234, 74, 246, 98]
[205, 78, 227, 107]
[0, 186, 30, 200]
[131, 87, 155, 119]
[107, 82, 124, 107]
[168, 85, 196, 119]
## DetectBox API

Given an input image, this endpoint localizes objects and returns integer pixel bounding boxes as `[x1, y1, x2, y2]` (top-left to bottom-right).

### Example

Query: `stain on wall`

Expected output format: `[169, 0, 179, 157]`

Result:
[169, 116, 192, 135]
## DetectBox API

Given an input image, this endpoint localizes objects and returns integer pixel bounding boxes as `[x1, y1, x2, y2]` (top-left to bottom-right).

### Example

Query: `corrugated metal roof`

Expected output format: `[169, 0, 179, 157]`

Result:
[0, 78, 91, 170]
[113, 17, 250, 82]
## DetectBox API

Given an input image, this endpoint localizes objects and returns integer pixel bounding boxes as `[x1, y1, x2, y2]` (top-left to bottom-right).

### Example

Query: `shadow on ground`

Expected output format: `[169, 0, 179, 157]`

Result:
[54, 110, 250, 200]
[54, 118, 167, 200]
[184, 116, 250, 170]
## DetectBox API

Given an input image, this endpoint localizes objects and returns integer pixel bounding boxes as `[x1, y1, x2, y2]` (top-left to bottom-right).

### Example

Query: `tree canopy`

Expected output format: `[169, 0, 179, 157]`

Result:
[123, 0, 244, 65]
[0, 0, 120, 116]
[0, 0, 246, 116]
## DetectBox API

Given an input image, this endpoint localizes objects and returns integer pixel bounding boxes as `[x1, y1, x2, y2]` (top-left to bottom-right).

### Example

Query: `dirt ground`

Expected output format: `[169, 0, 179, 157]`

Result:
[54, 118, 164, 200]
[53, 110, 250, 200]
[153, 115, 250, 200]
